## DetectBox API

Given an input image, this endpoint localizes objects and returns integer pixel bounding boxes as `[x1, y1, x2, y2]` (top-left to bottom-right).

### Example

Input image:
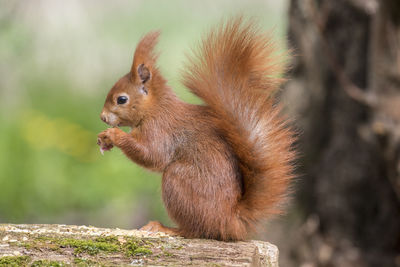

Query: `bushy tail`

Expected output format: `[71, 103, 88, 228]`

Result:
[183, 17, 296, 233]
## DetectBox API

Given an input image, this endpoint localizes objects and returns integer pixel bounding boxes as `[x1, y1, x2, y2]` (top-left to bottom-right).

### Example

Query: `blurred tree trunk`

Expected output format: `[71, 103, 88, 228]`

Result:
[285, 0, 400, 266]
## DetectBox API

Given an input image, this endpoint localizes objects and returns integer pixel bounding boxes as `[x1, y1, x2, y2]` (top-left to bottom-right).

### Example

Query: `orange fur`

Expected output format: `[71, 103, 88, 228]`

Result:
[98, 17, 296, 241]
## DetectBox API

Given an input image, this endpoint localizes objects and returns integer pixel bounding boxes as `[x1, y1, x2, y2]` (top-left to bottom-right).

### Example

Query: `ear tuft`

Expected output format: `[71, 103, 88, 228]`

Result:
[138, 64, 151, 84]
[131, 31, 160, 83]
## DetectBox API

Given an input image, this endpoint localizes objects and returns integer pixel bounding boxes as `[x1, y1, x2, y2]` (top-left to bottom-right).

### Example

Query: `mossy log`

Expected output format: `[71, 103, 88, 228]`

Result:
[0, 224, 278, 266]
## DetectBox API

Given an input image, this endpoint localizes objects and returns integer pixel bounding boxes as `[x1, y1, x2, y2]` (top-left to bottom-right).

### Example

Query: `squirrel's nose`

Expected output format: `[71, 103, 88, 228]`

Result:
[100, 113, 107, 123]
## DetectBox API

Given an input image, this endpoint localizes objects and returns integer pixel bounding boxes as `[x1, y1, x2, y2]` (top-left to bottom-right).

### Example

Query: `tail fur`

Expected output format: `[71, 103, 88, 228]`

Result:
[183, 17, 295, 233]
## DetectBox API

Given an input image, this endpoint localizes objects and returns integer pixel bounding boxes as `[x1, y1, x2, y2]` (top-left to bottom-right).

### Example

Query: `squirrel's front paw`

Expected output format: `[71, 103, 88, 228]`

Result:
[97, 127, 125, 154]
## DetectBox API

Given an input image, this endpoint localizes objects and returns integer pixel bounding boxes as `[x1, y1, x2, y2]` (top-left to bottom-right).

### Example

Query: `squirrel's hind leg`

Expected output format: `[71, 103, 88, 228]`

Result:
[140, 221, 179, 236]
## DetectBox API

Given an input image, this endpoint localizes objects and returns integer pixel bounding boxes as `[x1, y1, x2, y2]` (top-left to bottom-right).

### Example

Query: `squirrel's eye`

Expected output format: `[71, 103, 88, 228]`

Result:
[117, 96, 128, 105]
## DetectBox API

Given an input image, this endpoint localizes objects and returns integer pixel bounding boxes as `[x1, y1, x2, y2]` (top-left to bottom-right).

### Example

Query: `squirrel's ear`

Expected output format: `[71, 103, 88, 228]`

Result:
[131, 31, 160, 83]
[137, 64, 151, 84]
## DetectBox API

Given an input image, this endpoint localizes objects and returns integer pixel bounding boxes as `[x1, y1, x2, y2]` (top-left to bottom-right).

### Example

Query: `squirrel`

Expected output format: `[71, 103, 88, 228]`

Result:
[97, 17, 295, 241]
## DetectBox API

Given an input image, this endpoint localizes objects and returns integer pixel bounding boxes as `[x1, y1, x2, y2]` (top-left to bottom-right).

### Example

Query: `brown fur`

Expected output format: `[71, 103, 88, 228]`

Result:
[98, 17, 296, 241]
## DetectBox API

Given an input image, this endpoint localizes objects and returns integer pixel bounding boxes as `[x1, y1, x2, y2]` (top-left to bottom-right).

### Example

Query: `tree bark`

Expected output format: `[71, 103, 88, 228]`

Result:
[285, 0, 400, 266]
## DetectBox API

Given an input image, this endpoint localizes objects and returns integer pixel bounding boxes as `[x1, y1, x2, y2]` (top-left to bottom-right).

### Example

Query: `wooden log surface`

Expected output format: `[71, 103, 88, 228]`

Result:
[0, 224, 278, 266]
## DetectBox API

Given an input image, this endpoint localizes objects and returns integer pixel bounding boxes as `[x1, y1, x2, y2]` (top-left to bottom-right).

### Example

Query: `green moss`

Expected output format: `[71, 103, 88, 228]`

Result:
[10, 234, 155, 262]
[132, 246, 152, 255]
[31, 259, 67, 267]
[0, 256, 30, 266]
[21, 242, 32, 249]
[94, 236, 119, 244]
[123, 238, 152, 257]
[17, 235, 119, 256]
[58, 238, 119, 255]
[73, 258, 100, 266]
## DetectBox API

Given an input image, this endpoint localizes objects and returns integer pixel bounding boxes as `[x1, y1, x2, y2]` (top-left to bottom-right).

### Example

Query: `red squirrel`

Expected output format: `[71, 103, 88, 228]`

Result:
[97, 18, 295, 241]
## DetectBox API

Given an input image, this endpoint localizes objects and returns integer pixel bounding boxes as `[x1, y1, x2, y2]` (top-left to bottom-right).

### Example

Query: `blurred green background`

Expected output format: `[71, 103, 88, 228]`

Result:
[0, 0, 288, 229]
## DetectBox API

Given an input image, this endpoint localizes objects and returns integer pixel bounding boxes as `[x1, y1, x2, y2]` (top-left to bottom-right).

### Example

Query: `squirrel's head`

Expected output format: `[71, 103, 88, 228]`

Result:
[100, 31, 162, 128]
